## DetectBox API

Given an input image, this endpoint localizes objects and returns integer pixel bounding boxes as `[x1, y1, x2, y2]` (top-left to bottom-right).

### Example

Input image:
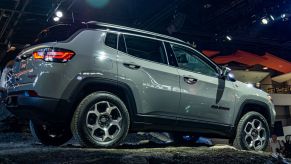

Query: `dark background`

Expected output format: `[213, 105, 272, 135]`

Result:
[0, 0, 290, 61]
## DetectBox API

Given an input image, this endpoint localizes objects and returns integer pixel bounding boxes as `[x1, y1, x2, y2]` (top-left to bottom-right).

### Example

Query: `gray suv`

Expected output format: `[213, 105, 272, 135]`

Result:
[5, 22, 275, 151]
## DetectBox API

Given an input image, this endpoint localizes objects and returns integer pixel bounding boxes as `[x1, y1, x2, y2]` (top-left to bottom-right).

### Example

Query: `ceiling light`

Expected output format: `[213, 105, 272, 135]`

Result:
[53, 16, 60, 22]
[281, 13, 286, 18]
[56, 11, 63, 18]
[263, 67, 268, 70]
[270, 15, 275, 21]
[226, 35, 232, 41]
[261, 18, 269, 25]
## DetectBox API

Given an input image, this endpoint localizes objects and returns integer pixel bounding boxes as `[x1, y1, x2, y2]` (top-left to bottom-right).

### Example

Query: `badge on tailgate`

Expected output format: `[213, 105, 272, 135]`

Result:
[20, 60, 27, 70]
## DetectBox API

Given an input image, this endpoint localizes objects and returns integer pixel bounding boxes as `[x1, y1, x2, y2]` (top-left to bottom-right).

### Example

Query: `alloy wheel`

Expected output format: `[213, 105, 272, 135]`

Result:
[243, 118, 267, 150]
[86, 101, 122, 143]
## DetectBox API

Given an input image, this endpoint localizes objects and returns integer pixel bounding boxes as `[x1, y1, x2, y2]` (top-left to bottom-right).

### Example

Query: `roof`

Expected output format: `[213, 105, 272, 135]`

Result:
[86, 21, 185, 44]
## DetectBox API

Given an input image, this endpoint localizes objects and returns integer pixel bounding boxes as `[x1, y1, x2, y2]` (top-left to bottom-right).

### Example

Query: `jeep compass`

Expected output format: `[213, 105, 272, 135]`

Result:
[4, 22, 276, 150]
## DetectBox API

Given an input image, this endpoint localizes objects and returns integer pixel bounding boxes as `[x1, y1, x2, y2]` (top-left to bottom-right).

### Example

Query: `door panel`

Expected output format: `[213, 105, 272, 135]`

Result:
[117, 52, 180, 117]
[178, 69, 236, 125]
[117, 34, 180, 118]
[171, 44, 236, 125]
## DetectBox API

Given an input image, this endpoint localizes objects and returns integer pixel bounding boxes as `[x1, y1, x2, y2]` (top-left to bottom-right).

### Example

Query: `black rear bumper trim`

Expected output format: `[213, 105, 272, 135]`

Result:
[6, 95, 71, 125]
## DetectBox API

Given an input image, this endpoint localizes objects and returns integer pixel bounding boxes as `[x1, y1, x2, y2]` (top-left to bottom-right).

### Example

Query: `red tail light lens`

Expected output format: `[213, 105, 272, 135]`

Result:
[33, 48, 75, 63]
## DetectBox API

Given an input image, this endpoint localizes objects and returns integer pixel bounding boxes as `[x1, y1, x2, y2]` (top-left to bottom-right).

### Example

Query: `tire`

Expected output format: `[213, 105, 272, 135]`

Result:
[233, 111, 270, 151]
[30, 121, 72, 146]
[71, 92, 130, 148]
[0, 104, 12, 121]
[1, 60, 14, 88]
[0, 61, 14, 121]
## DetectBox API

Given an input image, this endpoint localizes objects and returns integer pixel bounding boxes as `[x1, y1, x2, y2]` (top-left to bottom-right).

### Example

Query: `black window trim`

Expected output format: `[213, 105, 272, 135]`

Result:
[164, 42, 179, 67]
[99, 29, 221, 72]
[123, 34, 128, 53]
[162, 41, 170, 65]
[169, 43, 220, 77]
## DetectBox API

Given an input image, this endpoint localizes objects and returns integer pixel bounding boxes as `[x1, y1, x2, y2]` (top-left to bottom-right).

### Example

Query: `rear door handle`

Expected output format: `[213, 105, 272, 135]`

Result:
[123, 63, 140, 70]
[183, 76, 198, 85]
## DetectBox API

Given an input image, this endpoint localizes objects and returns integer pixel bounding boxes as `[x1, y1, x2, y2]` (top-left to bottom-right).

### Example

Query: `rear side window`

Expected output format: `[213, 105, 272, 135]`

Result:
[121, 34, 167, 64]
[34, 24, 84, 45]
[105, 33, 117, 49]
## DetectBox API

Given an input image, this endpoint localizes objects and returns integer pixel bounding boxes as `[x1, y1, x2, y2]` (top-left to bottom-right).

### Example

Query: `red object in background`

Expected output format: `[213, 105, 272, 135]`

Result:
[205, 50, 291, 73]
[202, 50, 220, 57]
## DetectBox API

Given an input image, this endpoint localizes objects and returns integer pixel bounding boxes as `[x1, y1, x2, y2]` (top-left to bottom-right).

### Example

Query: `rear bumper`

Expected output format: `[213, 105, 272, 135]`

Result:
[5, 93, 72, 125]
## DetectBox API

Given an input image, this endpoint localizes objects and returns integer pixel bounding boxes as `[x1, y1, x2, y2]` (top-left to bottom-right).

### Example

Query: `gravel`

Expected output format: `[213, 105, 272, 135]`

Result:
[0, 132, 287, 164]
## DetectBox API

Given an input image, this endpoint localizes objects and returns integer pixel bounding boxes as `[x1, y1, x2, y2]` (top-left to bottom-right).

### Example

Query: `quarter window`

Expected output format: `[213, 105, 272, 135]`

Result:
[172, 45, 218, 77]
[121, 34, 167, 64]
[105, 33, 117, 49]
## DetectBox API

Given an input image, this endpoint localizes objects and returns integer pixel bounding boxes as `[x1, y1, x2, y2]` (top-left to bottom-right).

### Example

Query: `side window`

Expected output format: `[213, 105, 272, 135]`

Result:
[122, 34, 167, 64]
[105, 33, 117, 49]
[172, 45, 218, 77]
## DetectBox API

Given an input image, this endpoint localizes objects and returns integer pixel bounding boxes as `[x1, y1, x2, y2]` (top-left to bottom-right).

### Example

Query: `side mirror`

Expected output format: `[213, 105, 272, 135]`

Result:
[220, 66, 236, 82]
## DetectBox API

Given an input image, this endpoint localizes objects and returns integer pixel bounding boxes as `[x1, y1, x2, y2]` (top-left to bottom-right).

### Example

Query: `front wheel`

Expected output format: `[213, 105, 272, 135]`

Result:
[233, 111, 270, 151]
[30, 121, 72, 146]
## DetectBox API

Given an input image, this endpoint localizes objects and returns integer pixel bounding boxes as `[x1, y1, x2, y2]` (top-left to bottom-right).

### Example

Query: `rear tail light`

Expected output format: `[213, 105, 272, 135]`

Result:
[33, 48, 75, 63]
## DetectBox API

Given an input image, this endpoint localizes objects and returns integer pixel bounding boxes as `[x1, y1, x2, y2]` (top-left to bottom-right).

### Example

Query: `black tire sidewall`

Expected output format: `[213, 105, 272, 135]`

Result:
[238, 112, 270, 151]
[30, 121, 72, 146]
[76, 92, 130, 147]
[0, 61, 14, 121]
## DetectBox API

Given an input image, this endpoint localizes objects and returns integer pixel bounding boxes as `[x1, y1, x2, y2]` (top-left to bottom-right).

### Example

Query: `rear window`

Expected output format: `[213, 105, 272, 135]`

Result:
[33, 24, 84, 45]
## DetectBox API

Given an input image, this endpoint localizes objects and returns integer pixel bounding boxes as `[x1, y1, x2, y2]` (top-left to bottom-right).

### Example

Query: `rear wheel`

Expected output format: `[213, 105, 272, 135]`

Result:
[71, 92, 130, 148]
[0, 61, 14, 121]
[0, 105, 12, 121]
[30, 121, 72, 146]
[233, 111, 269, 151]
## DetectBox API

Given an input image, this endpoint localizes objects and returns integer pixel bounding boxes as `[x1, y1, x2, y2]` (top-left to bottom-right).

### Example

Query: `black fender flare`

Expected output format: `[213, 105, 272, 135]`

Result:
[234, 99, 272, 130]
[60, 76, 138, 121]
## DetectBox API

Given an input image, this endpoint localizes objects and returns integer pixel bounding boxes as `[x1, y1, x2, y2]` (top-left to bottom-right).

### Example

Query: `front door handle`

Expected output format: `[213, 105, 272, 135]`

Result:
[123, 63, 141, 70]
[183, 76, 198, 85]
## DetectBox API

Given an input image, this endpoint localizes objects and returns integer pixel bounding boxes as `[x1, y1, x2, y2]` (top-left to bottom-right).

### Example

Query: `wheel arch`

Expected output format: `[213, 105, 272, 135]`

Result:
[232, 100, 272, 137]
[62, 77, 138, 124]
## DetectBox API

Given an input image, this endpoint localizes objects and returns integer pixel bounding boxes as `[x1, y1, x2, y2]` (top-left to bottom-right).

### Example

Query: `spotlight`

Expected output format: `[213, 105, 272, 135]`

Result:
[53, 16, 60, 22]
[56, 11, 63, 18]
[226, 35, 232, 41]
[270, 15, 275, 21]
[261, 18, 269, 25]
[281, 13, 286, 18]
[263, 67, 268, 70]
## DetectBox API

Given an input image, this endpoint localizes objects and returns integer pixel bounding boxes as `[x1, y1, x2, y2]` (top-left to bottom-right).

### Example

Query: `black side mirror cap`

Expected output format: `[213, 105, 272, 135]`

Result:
[220, 66, 236, 82]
